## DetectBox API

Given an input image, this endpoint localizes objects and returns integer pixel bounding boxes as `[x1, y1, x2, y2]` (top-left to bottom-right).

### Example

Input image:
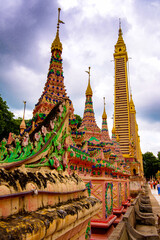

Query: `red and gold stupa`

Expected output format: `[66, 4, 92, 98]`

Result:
[68, 68, 131, 239]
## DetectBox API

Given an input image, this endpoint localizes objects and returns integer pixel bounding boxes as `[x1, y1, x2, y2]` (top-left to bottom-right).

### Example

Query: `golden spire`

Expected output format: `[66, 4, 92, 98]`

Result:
[116, 134, 119, 142]
[130, 93, 136, 113]
[102, 97, 107, 119]
[85, 66, 93, 96]
[117, 18, 124, 45]
[114, 18, 127, 57]
[119, 18, 122, 36]
[119, 18, 121, 29]
[20, 101, 26, 134]
[112, 126, 116, 134]
[51, 8, 64, 52]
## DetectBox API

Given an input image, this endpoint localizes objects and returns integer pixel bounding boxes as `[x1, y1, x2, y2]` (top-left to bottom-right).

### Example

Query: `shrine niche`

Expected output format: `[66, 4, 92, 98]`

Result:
[105, 183, 113, 217]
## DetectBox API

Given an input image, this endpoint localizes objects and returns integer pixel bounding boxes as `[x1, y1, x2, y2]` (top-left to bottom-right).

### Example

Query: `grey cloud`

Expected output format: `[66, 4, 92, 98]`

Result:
[0, 1, 60, 110]
[137, 101, 160, 123]
[0, 1, 59, 71]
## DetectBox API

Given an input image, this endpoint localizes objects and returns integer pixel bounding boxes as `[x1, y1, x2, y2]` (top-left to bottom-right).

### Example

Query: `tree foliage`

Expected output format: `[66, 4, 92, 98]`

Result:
[0, 95, 22, 141]
[74, 114, 82, 129]
[143, 152, 160, 179]
[157, 151, 160, 162]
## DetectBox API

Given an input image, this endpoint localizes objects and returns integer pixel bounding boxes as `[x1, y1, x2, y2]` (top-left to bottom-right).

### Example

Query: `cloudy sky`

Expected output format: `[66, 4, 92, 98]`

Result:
[0, 0, 160, 156]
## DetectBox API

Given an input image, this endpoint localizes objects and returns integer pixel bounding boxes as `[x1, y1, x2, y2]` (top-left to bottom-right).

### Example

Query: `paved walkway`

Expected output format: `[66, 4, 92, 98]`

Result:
[150, 186, 160, 206]
[148, 185, 160, 234]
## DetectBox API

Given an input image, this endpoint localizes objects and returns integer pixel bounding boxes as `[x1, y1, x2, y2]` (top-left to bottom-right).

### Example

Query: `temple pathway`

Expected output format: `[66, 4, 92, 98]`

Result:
[148, 185, 160, 234]
[150, 186, 160, 206]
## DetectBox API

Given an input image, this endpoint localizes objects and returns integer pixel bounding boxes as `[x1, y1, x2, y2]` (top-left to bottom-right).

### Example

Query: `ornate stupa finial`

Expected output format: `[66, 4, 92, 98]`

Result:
[51, 8, 64, 52]
[102, 97, 107, 119]
[117, 18, 124, 44]
[119, 18, 121, 28]
[116, 134, 119, 142]
[114, 18, 127, 55]
[119, 18, 122, 35]
[118, 18, 123, 40]
[85, 66, 93, 96]
[20, 101, 26, 134]
[78, 67, 100, 137]
[112, 126, 116, 134]
[101, 97, 110, 142]
[130, 92, 135, 113]
[130, 92, 132, 102]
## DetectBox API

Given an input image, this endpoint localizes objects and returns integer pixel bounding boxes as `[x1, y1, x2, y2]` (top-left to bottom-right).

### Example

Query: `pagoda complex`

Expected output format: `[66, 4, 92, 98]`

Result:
[0, 10, 143, 240]
[113, 21, 143, 177]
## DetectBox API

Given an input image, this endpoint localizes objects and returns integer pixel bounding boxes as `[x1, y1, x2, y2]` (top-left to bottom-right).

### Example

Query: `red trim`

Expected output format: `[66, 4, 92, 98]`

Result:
[68, 158, 93, 167]
[113, 215, 123, 224]
[113, 206, 124, 214]
[122, 200, 129, 206]
[91, 215, 117, 228]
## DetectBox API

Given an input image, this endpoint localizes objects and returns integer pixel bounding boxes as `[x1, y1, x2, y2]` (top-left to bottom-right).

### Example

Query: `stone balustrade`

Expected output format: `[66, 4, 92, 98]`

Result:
[108, 187, 159, 240]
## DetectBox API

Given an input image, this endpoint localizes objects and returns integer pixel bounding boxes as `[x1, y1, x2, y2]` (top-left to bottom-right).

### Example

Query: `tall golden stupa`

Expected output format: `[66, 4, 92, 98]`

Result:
[113, 21, 143, 176]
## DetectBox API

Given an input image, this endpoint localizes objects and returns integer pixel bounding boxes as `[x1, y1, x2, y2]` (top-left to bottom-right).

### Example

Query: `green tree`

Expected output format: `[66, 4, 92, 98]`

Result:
[0, 96, 21, 141]
[74, 114, 82, 129]
[143, 152, 159, 179]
